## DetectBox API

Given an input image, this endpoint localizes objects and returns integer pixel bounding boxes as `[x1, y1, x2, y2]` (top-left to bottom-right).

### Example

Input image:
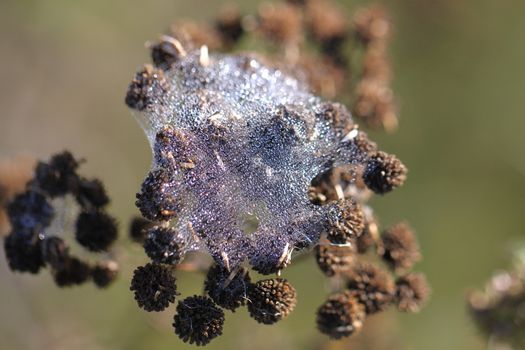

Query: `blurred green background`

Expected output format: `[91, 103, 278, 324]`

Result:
[1, 0, 525, 349]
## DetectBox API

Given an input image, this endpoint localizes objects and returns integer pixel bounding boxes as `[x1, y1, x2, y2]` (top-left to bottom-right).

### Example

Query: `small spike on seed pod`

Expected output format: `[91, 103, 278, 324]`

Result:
[346, 262, 395, 314]
[129, 216, 155, 243]
[52, 256, 91, 287]
[316, 291, 366, 339]
[135, 169, 181, 222]
[396, 272, 430, 313]
[150, 36, 186, 71]
[125, 64, 168, 111]
[75, 210, 118, 252]
[173, 295, 225, 346]
[92, 260, 119, 288]
[326, 199, 365, 245]
[130, 263, 178, 312]
[204, 264, 251, 312]
[247, 278, 297, 325]
[378, 222, 421, 272]
[315, 243, 355, 277]
[4, 229, 44, 273]
[363, 151, 407, 194]
[143, 225, 185, 265]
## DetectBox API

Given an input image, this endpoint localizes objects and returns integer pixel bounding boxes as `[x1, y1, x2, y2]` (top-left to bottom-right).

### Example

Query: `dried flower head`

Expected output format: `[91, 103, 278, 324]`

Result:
[130, 263, 178, 312]
[204, 264, 251, 311]
[317, 291, 366, 339]
[125, 65, 168, 111]
[247, 278, 297, 325]
[396, 272, 430, 313]
[75, 210, 118, 252]
[315, 243, 355, 276]
[4, 229, 44, 273]
[135, 169, 180, 222]
[173, 295, 225, 346]
[92, 261, 119, 288]
[52, 256, 91, 287]
[346, 262, 395, 314]
[363, 151, 407, 194]
[326, 200, 365, 244]
[129, 216, 155, 243]
[34, 151, 80, 197]
[7, 190, 54, 230]
[143, 225, 185, 264]
[379, 222, 421, 272]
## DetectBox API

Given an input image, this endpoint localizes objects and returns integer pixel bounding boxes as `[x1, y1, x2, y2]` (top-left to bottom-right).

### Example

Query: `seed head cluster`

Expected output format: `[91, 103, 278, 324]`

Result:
[121, 0, 428, 345]
[3, 151, 119, 288]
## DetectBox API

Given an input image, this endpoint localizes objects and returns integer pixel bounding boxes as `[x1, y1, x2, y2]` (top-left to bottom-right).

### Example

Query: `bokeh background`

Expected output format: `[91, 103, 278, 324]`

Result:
[1, 0, 524, 349]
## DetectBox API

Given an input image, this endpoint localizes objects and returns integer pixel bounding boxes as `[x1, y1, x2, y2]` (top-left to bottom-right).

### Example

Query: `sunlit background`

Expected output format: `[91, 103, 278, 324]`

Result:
[1, 0, 525, 349]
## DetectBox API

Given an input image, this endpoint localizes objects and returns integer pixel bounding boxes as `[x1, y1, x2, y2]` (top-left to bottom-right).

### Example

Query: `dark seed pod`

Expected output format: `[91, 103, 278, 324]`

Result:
[7, 190, 55, 230]
[129, 216, 155, 243]
[4, 230, 44, 273]
[34, 151, 80, 197]
[327, 200, 365, 244]
[151, 37, 183, 71]
[346, 262, 395, 314]
[395, 272, 430, 313]
[204, 264, 251, 311]
[315, 243, 355, 276]
[52, 256, 91, 287]
[75, 178, 109, 209]
[378, 222, 421, 272]
[143, 225, 185, 265]
[130, 263, 177, 312]
[363, 151, 407, 194]
[125, 64, 168, 111]
[247, 278, 297, 325]
[316, 291, 366, 339]
[92, 261, 119, 288]
[153, 126, 193, 172]
[40, 235, 69, 269]
[75, 210, 118, 252]
[173, 295, 225, 346]
[215, 7, 244, 48]
[135, 169, 181, 222]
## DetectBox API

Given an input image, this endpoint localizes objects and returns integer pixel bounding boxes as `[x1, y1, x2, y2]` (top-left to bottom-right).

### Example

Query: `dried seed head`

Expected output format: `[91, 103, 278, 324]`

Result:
[346, 262, 395, 314]
[40, 235, 69, 269]
[135, 169, 181, 222]
[353, 78, 398, 131]
[327, 200, 365, 244]
[129, 216, 154, 243]
[215, 6, 244, 48]
[75, 178, 109, 209]
[379, 222, 421, 272]
[130, 263, 178, 312]
[316, 291, 366, 339]
[306, 0, 349, 57]
[52, 256, 91, 287]
[173, 295, 225, 346]
[75, 210, 118, 252]
[125, 65, 168, 111]
[363, 151, 407, 194]
[353, 5, 390, 44]
[151, 37, 184, 71]
[4, 229, 44, 273]
[143, 225, 185, 265]
[315, 243, 355, 276]
[7, 190, 55, 230]
[92, 260, 119, 288]
[34, 151, 80, 197]
[396, 272, 430, 313]
[257, 3, 303, 44]
[247, 278, 297, 325]
[153, 126, 193, 172]
[356, 209, 379, 254]
[204, 264, 251, 312]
